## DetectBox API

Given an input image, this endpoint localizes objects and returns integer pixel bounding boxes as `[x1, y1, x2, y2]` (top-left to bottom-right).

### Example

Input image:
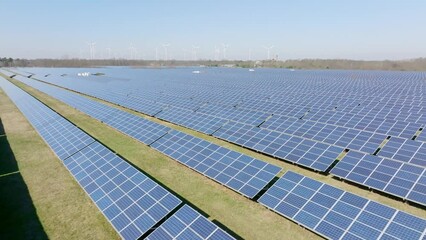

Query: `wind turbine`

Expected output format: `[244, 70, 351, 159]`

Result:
[214, 46, 220, 61]
[162, 43, 170, 60]
[182, 48, 188, 61]
[106, 47, 112, 59]
[222, 43, 229, 60]
[155, 47, 159, 61]
[262, 45, 274, 60]
[248, 48, 252, 61]
[87, 42, 96, 60]
[129, 44, 137, 60]
[192, 46, 200, 60]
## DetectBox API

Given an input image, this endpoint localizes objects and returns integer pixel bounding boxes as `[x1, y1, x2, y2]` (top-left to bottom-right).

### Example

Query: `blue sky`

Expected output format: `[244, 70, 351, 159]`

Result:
[1, 0, 425, 60]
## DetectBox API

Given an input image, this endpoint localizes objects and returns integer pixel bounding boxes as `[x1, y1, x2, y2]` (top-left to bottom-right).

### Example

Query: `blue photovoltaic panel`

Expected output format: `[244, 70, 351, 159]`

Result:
[151, 130, 282, 198]
[156, 106, 227, 135]
[0, 77, 96, 160]
[378, 137, 426, 167]
[36, 118, 96, 160]
[331, 151, 426, 207]
[261, 114, 386, 154]
[64, 142, 182, 240]
[304, 109, 422, 139]
[104, 110, 171, 145]
[122, 95, 164, 116]
[416, 131, 426, 142]
[214, 122, 344, 172]
[14, 76, 172, 145]
[146, 205, 235, 240]
[0, 77, 182, 240]
[258, 171, 426, 240]
[196, 103, 270, 126]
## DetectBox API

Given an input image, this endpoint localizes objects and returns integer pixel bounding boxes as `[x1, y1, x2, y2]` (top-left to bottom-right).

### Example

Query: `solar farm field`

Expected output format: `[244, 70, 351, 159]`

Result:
[0, 67, 425, 240]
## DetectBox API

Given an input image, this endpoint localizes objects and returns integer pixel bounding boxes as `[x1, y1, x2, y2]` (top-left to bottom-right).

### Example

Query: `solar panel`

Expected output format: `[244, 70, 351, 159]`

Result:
[0, 69, 16, 78]
[151, 130, 282, 198]
[259, 171, 426, 240]
[156, 94, 203, 111]
[214, 122, 344, 172]
[104, 110, 171, 145]
[238, 98, 308, 119]
[196, 103, 270, 126]
[37, 118, 96, 160]
[123, 95, 164, 116]
[330, 151, 426, 206]
[303, 109, 422, 140]
[378, 137, 426, 167]
[261, 114, 386, 154]
[13, 76, 171, 145]
[0, 77, 182, 240]
[156, 106, 227, 135]
[146, 205, 235, 240]
[64, 141, 182, 239]
[417, 131, 426, 142]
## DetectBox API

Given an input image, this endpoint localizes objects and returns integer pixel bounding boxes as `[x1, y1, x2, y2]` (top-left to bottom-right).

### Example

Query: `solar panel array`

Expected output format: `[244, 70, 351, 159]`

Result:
[63, 141, 182, 239]
[151, 130, 282, 198]
[13, 75, 171, 146]
[261, 114, 387, 154]
[0, 77, 182, 239]
[377, 137, 426, 167]
[146, 205, 235, 240]
[303, 109, 422, 139]
[156, 106, 227, 135]
[13, 75, 282, 199]
[259, 171, 426, 240]
[213, 122, 344, 172]
[4, 68, 426, 240]
[331, 151, 426, 206]
[9, 68, 426, 205]
[16, 68, 426, 174]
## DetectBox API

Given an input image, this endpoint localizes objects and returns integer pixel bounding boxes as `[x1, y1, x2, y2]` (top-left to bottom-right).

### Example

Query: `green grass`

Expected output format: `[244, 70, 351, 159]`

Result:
[2, 75, 425, 239]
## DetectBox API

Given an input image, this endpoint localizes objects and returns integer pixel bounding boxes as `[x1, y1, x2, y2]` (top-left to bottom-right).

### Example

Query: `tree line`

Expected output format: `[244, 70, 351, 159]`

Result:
[1, 57, 425, 71]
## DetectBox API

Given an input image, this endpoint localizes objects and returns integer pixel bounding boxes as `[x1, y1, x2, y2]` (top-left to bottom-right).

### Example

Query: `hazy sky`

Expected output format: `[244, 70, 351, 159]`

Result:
[1, 0, 426, 60]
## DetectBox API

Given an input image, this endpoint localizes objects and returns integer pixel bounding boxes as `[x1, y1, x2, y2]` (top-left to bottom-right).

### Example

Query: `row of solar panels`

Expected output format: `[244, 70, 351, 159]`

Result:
[259, 171, 426, 240]
[11, 72, 426, 208]
[5, 73, 426, 240]
[13, 74, 282, 199]
[0, 76, 235, 240]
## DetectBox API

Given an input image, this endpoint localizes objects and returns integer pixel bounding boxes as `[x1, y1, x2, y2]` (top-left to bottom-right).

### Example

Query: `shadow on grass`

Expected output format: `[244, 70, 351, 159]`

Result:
[0, 118, 4, 136]
[0, 119, 48, 239]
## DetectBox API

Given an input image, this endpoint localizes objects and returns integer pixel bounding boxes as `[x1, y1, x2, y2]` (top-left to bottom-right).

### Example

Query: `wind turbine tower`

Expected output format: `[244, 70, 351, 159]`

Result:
[222, 43, 229, 60]
[87, 42, 96, 60]
[106, 47, 112, 59]
[163, 43, 170, 60]
[192, 46, 200, 60]
[263, 45, 274, 60]
[214, 46, 220, 61]
[129, 44, 137, 60]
